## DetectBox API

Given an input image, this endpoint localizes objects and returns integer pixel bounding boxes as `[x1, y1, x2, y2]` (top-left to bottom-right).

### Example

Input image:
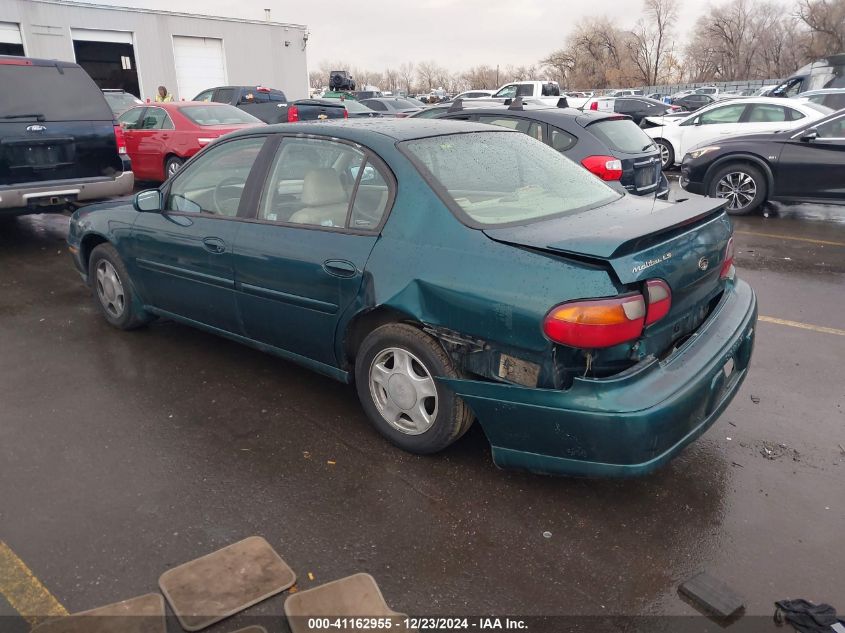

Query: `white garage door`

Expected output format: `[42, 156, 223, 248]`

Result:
[0, 21, 23, 45]
[172, 36, 226, 101]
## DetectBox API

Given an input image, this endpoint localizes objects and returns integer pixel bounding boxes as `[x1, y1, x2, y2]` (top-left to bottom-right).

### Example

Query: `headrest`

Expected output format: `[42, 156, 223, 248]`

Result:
[301, 168, 347, 206]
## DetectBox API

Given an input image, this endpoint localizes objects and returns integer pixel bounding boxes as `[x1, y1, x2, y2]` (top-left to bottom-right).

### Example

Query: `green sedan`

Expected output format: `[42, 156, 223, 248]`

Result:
[67, 119, 757, 477]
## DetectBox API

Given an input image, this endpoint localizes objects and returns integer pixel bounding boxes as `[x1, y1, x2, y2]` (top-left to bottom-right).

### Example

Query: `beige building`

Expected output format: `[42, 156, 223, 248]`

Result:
[0, 0, 309, 101]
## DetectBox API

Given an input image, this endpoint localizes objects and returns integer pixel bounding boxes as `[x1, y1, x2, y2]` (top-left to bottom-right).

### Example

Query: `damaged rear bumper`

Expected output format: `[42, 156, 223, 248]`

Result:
[441, 279, 757, 477]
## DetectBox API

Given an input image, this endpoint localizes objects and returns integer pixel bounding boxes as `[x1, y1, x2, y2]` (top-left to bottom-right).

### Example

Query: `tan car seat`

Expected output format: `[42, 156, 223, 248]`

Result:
[288, 168, 349, 227]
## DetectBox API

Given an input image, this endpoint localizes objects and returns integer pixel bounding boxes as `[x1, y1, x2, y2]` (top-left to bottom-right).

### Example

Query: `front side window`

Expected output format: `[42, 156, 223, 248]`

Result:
[118, 107, 145, 130]
[165, 137, 265, 216]
[259, 138, 390, 230]
[698, 104, 747, 125]
[193, 90, 214, 102]
[494, 85, 517, 99]
[815, 115, 845, 138]
[402, 131, 619, 227]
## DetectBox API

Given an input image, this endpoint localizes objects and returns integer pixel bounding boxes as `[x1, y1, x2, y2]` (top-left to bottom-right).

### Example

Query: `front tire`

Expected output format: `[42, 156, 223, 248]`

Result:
[355, 324, 473, 454]
[656, 139, 675, 170]
[88, 243, 153, 330]
[707, 163, 767, 215]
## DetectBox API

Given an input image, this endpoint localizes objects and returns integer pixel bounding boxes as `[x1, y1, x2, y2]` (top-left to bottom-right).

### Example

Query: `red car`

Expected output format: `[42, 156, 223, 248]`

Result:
[117, 102, 263, 181]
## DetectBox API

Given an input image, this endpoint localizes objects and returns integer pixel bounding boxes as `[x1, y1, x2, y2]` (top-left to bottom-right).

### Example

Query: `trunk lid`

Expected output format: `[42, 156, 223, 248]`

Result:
[582, 117, 663, 195]
[484, 195, 733, 356]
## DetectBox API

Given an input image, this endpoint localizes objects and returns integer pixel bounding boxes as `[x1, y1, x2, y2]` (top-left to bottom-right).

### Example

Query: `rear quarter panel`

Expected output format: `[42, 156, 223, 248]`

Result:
[345, 143, 620, 356]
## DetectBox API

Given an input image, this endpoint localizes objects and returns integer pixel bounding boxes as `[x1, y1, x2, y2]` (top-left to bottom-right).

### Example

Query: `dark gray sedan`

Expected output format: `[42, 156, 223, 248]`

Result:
[358, 97, 422, 118]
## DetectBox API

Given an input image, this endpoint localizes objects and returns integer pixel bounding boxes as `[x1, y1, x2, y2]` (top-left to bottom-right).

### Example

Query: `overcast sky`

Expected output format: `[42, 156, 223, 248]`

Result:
[73, 0, 704, 72]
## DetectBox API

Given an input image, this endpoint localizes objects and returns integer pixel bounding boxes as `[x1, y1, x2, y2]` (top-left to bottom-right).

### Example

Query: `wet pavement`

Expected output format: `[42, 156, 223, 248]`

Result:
[0, 198, 843, 629]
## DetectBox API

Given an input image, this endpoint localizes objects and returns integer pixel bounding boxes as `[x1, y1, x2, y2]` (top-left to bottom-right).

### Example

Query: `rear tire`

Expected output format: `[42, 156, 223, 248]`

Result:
[707, 163, 767, 215]
[88, 243, 153, 330]
[354, 323, 473, 454]
[656, 139, 674, 170]
[165, 156, 184, 180]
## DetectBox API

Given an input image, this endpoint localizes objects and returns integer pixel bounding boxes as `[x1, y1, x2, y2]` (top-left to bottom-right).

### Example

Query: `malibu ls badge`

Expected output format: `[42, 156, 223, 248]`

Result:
[632, 252, 672, 274]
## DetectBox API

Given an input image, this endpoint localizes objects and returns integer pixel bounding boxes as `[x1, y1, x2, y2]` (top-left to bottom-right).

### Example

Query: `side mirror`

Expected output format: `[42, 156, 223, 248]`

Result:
[134, 189, 162, 212]
[800, 129, 818, 142]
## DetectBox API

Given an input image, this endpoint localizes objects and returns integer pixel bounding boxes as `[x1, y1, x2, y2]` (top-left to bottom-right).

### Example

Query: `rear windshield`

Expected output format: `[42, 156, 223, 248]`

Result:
[179, 105, 261, 126]
[337, 100, 371, 113]
[402, 131, 619, 227]
[0, 64, 113, 121]
[103, 92, 142, 111]
[588, 118, 656, 153]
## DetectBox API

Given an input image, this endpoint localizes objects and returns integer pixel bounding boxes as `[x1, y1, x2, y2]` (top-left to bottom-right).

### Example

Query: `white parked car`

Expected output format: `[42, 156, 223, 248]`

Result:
[452, 90, 495, 100]
[644, 97, 831, 168]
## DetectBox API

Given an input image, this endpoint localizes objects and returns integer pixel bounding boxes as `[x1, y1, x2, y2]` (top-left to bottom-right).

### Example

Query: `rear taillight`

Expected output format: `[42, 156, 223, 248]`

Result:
[581, 155, 623, 181]
[645, 279, 672, 325]
[720, 237, 735, 280]
[0, 58, 33, 66]
[394, 112, 409, 118]
[543, 294, 646, 349]
[113, 124, 127, 154]
[287, 105, 299, 122]
[589, 101, 599, 110]
[343, 108, 348, 119]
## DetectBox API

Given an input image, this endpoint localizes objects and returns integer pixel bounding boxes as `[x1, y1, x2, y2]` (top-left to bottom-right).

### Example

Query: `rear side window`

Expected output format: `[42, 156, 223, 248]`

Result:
[476, 115, 544, 142]
[213, 88, 235, 104]
[587, 119, 655, 153]
[0, 64, 113, 121]
[747, 104, 792, 122]
[550, 127, 577, 152]
[118, 107, 145, 130]
[516, 84, 534, 97]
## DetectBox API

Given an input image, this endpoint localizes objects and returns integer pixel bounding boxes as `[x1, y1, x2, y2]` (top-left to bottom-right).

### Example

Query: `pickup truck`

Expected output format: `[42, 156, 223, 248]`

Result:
[193, 86, 347, 123]
[485, 81, 587, 108]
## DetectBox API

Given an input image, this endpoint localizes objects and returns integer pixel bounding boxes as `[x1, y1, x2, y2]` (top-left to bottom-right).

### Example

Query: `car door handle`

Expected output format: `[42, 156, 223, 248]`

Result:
[323, 259, 358, 277]
[202, 237, 226, 254]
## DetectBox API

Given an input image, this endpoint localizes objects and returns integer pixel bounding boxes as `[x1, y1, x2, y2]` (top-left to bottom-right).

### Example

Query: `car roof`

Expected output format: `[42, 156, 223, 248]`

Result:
[439, 103, 626, 125]
[800, 88, 845, 95]
[228, 118, 512, 142]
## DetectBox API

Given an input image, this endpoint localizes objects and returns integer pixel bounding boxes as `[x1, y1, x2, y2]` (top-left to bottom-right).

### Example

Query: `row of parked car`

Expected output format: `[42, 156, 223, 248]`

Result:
[2, 53, 843, 221]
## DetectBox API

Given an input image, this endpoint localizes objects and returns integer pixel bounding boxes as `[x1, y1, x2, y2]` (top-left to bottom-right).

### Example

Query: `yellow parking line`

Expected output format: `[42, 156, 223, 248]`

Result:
[759, 315, 845, 336]
[0, 541, 67, 625]
[734, 230, 845, 247]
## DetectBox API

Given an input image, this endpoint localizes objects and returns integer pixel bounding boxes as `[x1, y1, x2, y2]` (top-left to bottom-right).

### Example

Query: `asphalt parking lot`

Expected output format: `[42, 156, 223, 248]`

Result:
[0, 192, 843, 630]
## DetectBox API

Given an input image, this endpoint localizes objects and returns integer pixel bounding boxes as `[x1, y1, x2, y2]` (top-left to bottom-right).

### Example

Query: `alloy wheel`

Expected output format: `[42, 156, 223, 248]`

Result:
[715, 171, 757, 211]
[95, 260, 125, 318]
[369, 347, 438, 435]
[658, 142, 671, 168]
[167, 161, 181, 177]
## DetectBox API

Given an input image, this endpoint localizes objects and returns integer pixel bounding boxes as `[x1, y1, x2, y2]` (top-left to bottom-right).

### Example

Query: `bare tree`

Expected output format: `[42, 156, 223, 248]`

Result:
[416, 60, 439, 91]
[308, 70, 324, 90]
[398, 62, 415, 94]
[627, 0, 678, 85]
[797, 0, 845, 56]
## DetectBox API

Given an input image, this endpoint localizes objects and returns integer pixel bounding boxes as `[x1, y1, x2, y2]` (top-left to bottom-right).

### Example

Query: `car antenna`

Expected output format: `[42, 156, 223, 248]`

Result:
[508, 97, 524, 111]
[448, 98, 464, 113]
